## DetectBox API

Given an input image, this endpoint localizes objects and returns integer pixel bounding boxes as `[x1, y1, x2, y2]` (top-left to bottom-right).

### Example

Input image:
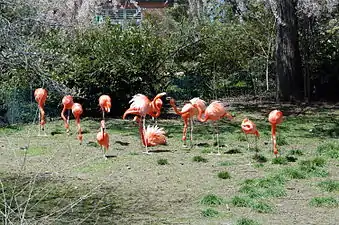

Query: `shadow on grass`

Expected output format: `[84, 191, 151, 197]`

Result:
[0, 172, 169, 224]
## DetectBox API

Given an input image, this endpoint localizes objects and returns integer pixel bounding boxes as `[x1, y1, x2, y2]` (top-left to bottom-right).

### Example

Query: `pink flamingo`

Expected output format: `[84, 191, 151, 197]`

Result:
[193, 101, 233, 155]
[61, 95, 74, 134]
[97, 120, 109, 158]
[268, 110, 283, 157]
[241, 118, 260, 152]
[167, 97, 206, 147]
[123, 92, 166, 153]
[72, 103, 83, 144]
[34, 88, 48, 136]
[99, 95, 111, 120]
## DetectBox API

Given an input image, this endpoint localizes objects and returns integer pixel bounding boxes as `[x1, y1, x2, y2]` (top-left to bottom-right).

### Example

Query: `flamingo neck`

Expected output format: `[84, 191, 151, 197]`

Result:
[196, 106, 207, 122]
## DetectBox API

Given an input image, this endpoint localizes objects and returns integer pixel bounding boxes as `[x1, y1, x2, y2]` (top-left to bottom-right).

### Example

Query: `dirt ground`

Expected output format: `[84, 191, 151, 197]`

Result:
[1, 102, 339, 224]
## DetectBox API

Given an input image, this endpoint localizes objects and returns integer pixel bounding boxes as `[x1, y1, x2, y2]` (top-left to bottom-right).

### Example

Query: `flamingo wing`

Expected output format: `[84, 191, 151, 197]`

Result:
[144, 125, 166, 146]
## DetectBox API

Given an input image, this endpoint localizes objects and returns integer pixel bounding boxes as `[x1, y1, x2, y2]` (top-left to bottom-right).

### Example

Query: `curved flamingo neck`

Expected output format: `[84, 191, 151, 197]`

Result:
[169, 100, 182, 115]
[196, 105, 208, 122]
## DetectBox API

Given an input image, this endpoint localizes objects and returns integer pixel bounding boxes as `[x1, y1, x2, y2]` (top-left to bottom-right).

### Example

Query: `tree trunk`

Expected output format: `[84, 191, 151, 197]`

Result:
[275, 0, 303, 101]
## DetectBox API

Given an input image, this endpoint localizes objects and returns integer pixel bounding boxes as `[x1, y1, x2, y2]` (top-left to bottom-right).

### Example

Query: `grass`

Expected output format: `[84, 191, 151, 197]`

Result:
[252, 154, 267, 163]
[309, 197, 339, 207]
[157, 158, 168, 165]
[271, 156, 288, 165]
[317, 142, 339, 159]
[217, 171, 231, 179]
[2, 107, 339, 224]
[193, 155, 208, 163]
[200, 194, 224, 206]
[317, 180, 339, 192]
[201, 208, 219, 217]
[236, 217, 261, 225]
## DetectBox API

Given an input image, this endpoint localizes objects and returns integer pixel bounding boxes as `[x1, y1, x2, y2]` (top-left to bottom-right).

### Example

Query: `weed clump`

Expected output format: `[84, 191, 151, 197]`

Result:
[317, 180, 339, 192]
[272, 157, 288, 165]
[200, 194, 224, 206]
[201, 208, 219, 217]
[218, 171, 231, 179]
[157, 159, 168, 165]
[236, 218, 261, 225]
[193, 156, 208, 163]
[317, 143, 339, 159]
[310, 197, 339, 207]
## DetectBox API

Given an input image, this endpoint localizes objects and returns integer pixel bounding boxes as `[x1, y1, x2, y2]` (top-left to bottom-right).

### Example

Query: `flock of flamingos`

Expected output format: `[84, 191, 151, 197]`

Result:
[33, 88, 283, 158]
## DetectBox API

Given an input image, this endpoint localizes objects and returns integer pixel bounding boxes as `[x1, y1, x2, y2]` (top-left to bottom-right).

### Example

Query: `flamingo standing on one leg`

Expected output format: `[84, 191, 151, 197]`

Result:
[97, 120, 109, 159]
[241, 118, 260, 153]
[167, 97, 206, 147]
[34, 88, 48, 136]
[99, 95, 111, 120]
[193, 101, 233, 155]
[61, 95, 74, 134]
[123, 92, 166, 154]
[268, 110, 283, 157]
[72, 103, 83, 144]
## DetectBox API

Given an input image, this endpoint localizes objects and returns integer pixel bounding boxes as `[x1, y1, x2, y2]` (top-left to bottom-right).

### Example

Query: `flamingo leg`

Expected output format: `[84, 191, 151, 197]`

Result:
[182, 118, 188, 147]
[255, 136, 258, 156]
[102, 110, 105, 121]
[66, 109, 70, 135]
[38, 108, 41, 136]
[142, 117, 149, 154]
[245, 133, 250, 151]
[216, 122, 220, 155]
[189, 117, 193, 148]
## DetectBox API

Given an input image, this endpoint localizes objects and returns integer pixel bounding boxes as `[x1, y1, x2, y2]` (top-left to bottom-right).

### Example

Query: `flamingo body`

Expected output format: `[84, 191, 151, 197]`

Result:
[99, 95, 111, 113]
[61, 95, 74, 130]
[72, 103, 83, 143]
[241, 118, 259, 137]
[143, 125, 166, 147]
[268, 110, 283, 156]
[34, 88, 48, 126]
[97, 120, 109, 154]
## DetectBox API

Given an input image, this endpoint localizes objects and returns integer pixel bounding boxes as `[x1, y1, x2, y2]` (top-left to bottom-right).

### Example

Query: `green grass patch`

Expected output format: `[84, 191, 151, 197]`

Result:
[254, 163, 264, 168]
[252, 154, 267, 163]
[236, 218, 261, 225]
[280, 167, 307, 179]
[219, 161, 234, 166]
[309, 197, 339, 207]
[251, 201, 274, 213]
[271, 156, 288, 165]
[24, 146, 49, 156]
[217, 171, 231, 179]
[239, 175, 286, 198]
[317, 142, 339, 159]
[299, 157, 328, 177]
[86, 141, 99, 147]
[288, 149, 303, 156]
[231, 196, 253, 207]
[200, 148, 211, 154]
[201, 208, 219, 217]
[157, 159, 168, 165]
[276, 136, 288, 145]
[317, 180, 339, 192]
[200, 194, 224, 206]
[193, 156, 208, 163]
[76, 160, 111, 173]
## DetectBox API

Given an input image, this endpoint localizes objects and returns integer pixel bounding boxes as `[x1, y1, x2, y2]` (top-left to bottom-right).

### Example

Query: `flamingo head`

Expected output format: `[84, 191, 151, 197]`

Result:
[65, 123, 69, 129]
[40, 119, 46, 125]
[77, 134, 83, 142]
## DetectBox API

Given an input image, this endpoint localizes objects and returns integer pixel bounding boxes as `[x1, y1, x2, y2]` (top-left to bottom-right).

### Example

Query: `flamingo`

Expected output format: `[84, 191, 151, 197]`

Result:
[122, 92, 166, 153]
[72, 103, 83, 144]
[140, 123, 166, 148]
[167, 97, 206, 147]
[241, 118, 260, 153]
[193, 101, 233, 155]
[34, 88, 48, 136]
[268, 110, 283, 157]
[96, 120, 109, 158]
[99, 95, 111, 120]
[61, 95, 74, 134]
